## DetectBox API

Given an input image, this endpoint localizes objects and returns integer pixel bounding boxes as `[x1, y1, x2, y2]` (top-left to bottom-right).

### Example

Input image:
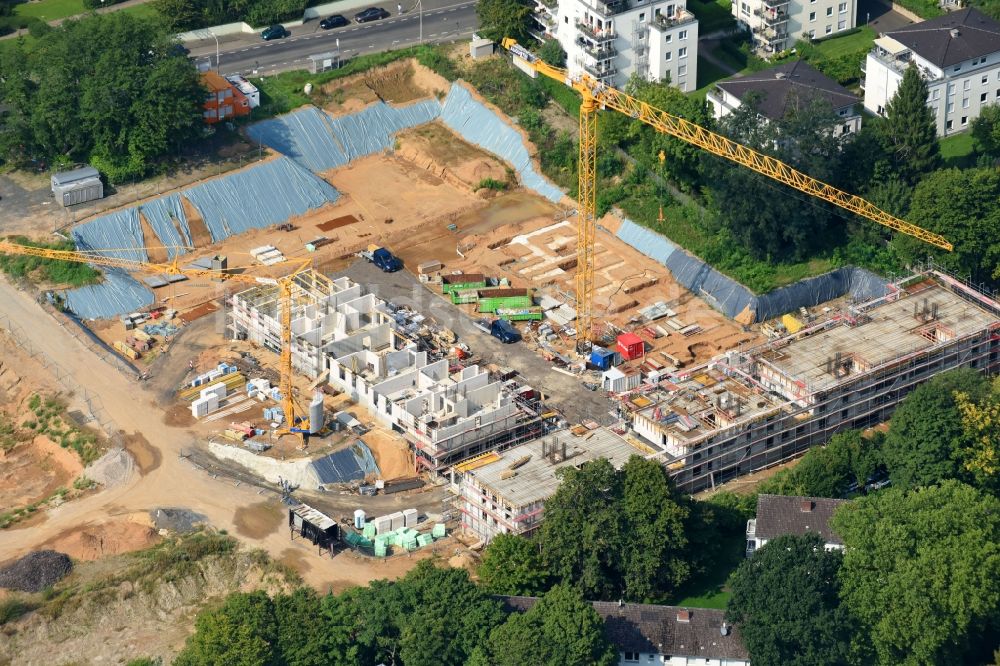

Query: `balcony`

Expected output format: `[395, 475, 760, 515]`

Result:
[576, 21, 616, 43]
[538, 0, 557, 8]
[533, 8, 556, 28]
[753, 7, 787, 24]
[579, 0, 630, 18]
[650, 8, 697, 30]
[753, 25, 788, 44]
[581, 41, 618, 60]
[763, 0, 789, 9]
[860, 57, 866, 73]
[868, 47, 942, 82]
[583, 60, 617, 80]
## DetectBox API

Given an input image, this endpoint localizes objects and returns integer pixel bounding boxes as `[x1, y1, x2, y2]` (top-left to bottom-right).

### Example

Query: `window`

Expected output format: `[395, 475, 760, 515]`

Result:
[954, 65, 962, 72]
[963, 97, 970, 108]
[962, 115, 968, 125]
[996, 89, 1000, 97]
[665, 51, 672, 60]
[678, 63, 687, 75]
[639, 12, 645, 21]
[964, 79, 971, 91]
[679, 46, 687, 58]
[825, 24, 832, 33]
[930, 105, 938, 116]
[665, 33, 672, 42]
[826, 6, 833, 15]
[838, 19, 846, 29]
[983, 75, 990, 85]
[947, 101, 954, 112]
[932, 89, 940, 100]
[947, 119, 954, 130]
[808, 29, 815, 37]
[839, 1, 847, 10]
[982, 92, 988, 102]
[624, 653, 640, 663]
[679, 29, 688, 39]
[809, 11, 816, 20]
[741, 1, 750, 12]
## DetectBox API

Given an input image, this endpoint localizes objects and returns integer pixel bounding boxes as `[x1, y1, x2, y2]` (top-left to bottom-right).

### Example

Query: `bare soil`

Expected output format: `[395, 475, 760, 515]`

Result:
[233, 500, 284, 539]
[35, 514, 160, 561]
[122, 431, 161, 475]
[396, 121, 509, 190]
[0, 436, 83, 509]
[319, 58, 450, 114]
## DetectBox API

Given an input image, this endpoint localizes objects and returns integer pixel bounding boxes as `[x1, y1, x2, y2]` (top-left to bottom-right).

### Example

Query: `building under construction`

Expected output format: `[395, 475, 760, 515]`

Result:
[623, 268, 1000, 493]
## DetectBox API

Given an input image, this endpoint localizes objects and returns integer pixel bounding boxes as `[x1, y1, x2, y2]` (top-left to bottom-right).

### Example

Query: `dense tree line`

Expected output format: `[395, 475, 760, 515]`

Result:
[174, 560, 615, 666]
[0, 13, 203, 181]
[477, 456, 740, 604]
[728, 481, 1000, 666]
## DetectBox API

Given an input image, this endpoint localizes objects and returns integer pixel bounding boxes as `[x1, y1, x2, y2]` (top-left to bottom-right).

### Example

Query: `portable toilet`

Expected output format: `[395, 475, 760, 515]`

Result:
[354, 509, 366, 529]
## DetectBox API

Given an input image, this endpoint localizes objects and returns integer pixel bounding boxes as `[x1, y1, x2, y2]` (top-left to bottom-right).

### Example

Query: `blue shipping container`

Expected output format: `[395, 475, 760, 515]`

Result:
[590, 346, 614, 370]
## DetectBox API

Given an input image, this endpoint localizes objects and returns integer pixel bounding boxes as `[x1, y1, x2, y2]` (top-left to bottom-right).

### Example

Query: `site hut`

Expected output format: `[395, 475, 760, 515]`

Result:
[455, 427, 641, 544]
[707, 60, 863, 138]
[51, 166, 103, 207]
[746, 494, 846, 557]
[289, 503, 341, 556]
[862, 8, 1000, 136]
[500, 596, 750, 666]
[733, 0, 857, 57]
[531, 0, 700, 91]
[625, 268, 1000, 494]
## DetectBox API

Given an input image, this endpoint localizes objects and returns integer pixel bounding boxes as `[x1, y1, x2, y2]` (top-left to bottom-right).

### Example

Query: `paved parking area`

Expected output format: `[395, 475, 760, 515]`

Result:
[858, 0, 916, 32]
[336, 260, 617, 425]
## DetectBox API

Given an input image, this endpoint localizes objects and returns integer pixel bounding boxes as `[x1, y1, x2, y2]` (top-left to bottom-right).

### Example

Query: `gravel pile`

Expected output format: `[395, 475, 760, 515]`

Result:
[0, 550, 73, 592]
[85, 447, 135, 488]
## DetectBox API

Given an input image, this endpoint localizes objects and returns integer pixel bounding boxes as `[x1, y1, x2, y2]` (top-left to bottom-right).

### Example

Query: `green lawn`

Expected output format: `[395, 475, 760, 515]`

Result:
[940, 131, 977, 168]
[809, 26, 876, 58]
[119, 3, 158, 21]
[669, 530, 745, 610]
[14, 0, 86, 22]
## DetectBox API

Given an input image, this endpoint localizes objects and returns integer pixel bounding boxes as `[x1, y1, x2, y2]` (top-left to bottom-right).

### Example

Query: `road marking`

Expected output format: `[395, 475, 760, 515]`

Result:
[430, 32, 437, 36]
[448, 7, 456, 10]
[240, 48, 248, 52]
[251, 46, 261, 49]
[351, 27, 359, 30]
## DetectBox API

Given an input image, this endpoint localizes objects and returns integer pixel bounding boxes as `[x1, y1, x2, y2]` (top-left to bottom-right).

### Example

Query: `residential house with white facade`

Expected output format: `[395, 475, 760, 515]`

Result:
[708, 59, 862, 135]
[733, 0, 857, 57]
[501, 596, 751, 666]
[863, 8, 1000, 135]
[746, 494, 847, 556]
[530, 0, 699, 91]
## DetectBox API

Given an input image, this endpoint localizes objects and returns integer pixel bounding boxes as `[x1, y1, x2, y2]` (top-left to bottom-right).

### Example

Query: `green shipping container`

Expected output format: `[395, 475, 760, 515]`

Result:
[442, 279, 487, 295]
[496, 307, 544, 321]
[432, 523, 446, 539]
[478, 295, 532, 313]
[450, 289, 481, 305]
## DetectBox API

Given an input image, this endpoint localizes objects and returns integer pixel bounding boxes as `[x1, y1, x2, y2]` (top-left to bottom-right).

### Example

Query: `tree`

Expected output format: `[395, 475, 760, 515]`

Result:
[537, 38, 566, 68]
[833, 481, 1000, 665]
[788, 430, 883, 498]
[879, 64, 940, 184]
[173, 591, 280, 666]
[971, 104, 1000, 159]
[540, 458, 625, 599]
[705, 95, 848, 260]
[953, 383, 1000, 494]
[621, 457, 690, 601]
[475, 0, 533, 45]
[478, 534, 550, 595]
[882, 368, 990, 490]
[0, 13, 203, 180]
[727, 534, 856, 666]
[895, 167, 1000, 286]
[485, 584, 617, 666]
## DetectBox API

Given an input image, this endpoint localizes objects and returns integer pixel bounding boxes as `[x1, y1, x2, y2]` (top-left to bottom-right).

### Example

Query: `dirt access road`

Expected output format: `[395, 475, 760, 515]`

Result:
[0, 279, 438, 591]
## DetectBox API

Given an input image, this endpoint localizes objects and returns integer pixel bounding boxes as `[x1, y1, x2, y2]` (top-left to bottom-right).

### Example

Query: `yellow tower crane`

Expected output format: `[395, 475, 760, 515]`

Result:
[0, 240, 313, 437]
[499, 38, 953, 348]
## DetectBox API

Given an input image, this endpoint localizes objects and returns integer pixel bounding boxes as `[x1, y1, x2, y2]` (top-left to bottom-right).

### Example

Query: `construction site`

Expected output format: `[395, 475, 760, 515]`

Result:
[1, 41, 998, 625]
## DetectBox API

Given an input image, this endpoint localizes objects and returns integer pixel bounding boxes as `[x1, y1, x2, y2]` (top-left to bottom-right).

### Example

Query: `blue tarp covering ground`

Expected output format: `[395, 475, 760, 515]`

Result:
[184, 157, 340, 242]
[139, 194, 192, 259]
[438, 84, 565, 203]
[64, 269, 154, 319]
[616, 218, 889, 322]
[310, 439, 380, 484]
[71, 208, 149, 263]
[246, 100, 441, 173]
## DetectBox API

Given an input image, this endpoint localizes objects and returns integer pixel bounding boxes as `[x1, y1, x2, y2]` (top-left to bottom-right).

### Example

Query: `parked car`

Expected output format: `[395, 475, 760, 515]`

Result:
[354, 7, 389, 22]
[490, 319, 521, 344]
[261, 25, 290, 40]
[320, 14, 349, 29]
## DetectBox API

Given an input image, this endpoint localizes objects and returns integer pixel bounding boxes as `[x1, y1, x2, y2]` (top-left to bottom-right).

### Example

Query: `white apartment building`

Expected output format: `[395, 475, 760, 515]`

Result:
[530, 0, 699, 91]
[862, 8, 1000, 136]
[708, 59, 862, 135]
[733, 0, 856, 57]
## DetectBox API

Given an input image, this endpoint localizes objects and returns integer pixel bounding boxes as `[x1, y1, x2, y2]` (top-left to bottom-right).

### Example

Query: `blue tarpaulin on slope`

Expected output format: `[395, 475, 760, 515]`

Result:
[184, 157, 340, 243]
[310, 440, 380, 484]
[63, 269, 154, 320]
[71, 208, 148, 263]
[438, 84, 565, 203]
[139, 194, 192, 259]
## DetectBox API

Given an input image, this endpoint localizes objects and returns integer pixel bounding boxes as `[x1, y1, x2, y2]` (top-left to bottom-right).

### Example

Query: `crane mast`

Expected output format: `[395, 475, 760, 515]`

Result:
[500, 38, 952, 347]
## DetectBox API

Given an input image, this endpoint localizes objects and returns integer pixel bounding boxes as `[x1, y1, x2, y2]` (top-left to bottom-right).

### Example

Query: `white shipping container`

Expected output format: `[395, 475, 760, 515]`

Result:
[374, 516, 393, 535]
[200, 382, 228, 400]
[191, 394, 219, 418]
[388, 511, 405, 531]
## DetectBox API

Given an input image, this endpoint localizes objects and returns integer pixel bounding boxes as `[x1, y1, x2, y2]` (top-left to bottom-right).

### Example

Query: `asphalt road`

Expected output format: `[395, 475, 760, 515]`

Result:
[190, 0, 478, 76]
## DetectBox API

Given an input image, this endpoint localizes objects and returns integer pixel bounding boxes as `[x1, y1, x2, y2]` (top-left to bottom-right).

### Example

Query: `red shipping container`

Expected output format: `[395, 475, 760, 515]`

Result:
[617, 333, 645, 361]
